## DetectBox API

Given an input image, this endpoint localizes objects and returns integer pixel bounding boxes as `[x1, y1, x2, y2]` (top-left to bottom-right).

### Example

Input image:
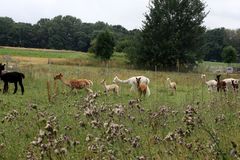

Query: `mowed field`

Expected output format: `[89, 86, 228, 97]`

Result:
[0, 47, 240, 159]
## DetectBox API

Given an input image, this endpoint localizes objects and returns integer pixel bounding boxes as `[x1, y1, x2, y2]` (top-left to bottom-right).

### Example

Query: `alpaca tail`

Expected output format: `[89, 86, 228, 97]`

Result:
[21, 73, 25, 79]
[146, 86, 151, 97]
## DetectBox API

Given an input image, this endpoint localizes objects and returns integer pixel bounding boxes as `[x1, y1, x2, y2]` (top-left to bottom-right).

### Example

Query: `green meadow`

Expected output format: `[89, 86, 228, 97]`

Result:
[0, 47, 240, 159]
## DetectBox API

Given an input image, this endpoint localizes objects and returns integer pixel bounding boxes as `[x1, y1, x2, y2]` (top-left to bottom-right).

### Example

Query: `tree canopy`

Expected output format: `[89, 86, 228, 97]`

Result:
[221, 45, 237, 64]
[127, 0, 208, 70]
[94, 30, 115, 62]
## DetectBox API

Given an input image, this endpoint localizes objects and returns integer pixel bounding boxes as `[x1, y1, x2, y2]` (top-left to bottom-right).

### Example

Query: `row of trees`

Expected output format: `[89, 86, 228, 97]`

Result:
[0, 0, 240, 70]
[202, 28, 240, 62]
[0, 15, 131, 52]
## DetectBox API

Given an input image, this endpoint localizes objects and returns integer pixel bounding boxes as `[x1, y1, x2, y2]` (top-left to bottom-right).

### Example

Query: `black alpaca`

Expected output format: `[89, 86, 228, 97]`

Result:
[0, 63, 25, 95]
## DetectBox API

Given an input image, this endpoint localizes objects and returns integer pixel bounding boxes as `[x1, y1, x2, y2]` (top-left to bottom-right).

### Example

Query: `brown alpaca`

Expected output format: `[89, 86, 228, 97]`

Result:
[216, 75, 226, 93]
[136, 77, 147, 97]
[54, 73, 93, 93]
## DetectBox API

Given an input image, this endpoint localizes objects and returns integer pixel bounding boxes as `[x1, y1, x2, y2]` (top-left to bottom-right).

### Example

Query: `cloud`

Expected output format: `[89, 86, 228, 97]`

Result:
[0, 0, 240, 30]
[204, 0, 240, 29]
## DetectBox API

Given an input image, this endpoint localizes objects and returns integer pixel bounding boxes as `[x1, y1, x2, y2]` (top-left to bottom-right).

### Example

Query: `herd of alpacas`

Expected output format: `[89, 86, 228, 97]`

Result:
[0, 63, 239, 96]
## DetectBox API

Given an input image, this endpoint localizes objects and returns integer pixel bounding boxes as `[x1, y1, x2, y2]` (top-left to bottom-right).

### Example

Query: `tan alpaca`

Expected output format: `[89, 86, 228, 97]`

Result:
[167, 77, 176, 94]
[54, 73, 93, 93]
[100, 79, 119, 95]
[136, 77, 148, 97]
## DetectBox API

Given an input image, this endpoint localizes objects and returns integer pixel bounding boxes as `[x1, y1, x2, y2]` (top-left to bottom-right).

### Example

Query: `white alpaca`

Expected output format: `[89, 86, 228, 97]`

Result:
[166, 78, 176, 94]
[201, 74, 217, 92]
[222, 78, 239, 90]
[113, 75, 150, 96]
[100, 79, 119, 95]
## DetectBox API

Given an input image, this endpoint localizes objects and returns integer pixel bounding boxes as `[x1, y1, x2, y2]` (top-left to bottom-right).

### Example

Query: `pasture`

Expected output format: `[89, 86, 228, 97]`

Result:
[0, 48, 240, 159]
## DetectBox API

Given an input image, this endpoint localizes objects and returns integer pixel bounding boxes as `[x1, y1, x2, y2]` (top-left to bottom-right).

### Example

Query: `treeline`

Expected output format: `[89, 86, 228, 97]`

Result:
[0, 15, 135, 52]
[202, 28, 240, 62]
[0, 15, 240, 65]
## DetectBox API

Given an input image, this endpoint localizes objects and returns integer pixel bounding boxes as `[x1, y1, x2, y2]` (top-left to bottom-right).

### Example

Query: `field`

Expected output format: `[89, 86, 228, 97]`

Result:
[0, 47, 128, 68]
[0, 47, 240, 159]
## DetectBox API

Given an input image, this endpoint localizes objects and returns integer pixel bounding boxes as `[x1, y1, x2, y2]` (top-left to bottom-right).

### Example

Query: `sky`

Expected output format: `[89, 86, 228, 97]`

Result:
[0, 0, 240, 30]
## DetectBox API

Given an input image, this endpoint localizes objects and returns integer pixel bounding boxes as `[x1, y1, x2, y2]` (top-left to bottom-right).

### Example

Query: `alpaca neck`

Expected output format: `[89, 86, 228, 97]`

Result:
[201, 76, 207, 83]
[115, 77, 128, 83]
[103, 82, 108, 89]
[60, 78, 71, 87]
[167, 79, 172, 86]
[136, 83, 140, 89]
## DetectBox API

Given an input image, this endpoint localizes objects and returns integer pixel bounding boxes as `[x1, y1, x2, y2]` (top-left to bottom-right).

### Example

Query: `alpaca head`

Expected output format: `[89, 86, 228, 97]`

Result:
[100, 79, 106, 84]
[216, 74, 221, 82]
[113, 76, 118, 83]
[0, 63, 5, 71]
[201, 74, 206, 79]
[136, 77, 141, 86]
[167, 77, 170, 82]
[54, 73, 63, 80]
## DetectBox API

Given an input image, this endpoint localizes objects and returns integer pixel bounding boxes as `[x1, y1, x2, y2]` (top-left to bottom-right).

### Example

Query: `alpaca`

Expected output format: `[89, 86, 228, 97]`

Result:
[201, 74, 217, 92]
[231, 80, 239, 92]
[54, 73, 93, 93]
[136, 77, 148, 98]
[100, 79, 119, 95]
[0, 63, 25, 95]
[166, 77, 176, 94]
[216, 75, 227, 93]
[223, 78, 239, 91]
[113, 75, 150, 96]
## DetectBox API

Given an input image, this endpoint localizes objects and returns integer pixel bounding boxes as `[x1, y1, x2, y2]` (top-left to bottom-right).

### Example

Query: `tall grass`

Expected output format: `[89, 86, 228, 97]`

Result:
[0, 64, 239, 159]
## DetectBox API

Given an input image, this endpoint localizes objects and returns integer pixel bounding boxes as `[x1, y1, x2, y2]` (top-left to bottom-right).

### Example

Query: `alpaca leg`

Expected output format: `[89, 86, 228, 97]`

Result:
[143, 90, 146, 97]
[139, 91, 142, 98]
[13, 82, 18, 94]
[115, 88, 119, 96]
[130, 85, 135, 92]
[19, 80, 24, 95]
[3, 82, 8, 94]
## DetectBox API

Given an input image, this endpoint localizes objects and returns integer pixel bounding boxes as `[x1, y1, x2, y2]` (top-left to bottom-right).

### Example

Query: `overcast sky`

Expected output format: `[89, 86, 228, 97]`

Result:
[0, 0, 240, 30]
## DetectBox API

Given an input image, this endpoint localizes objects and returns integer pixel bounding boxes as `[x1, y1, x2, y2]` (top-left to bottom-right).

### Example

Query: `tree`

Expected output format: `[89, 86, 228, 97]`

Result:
[128, 0, 207, 70]
[0, 17, 15, 46]
[94, 30, 115, 62]
[221, 46, 237, 64]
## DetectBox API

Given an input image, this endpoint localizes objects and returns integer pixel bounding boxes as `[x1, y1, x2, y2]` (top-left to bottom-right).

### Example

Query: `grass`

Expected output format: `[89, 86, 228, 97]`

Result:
[0, 62, 240, 159]
[0, 47, 128, 68]
[0, 47, 240, 159]
[0, 47, 85, 58]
